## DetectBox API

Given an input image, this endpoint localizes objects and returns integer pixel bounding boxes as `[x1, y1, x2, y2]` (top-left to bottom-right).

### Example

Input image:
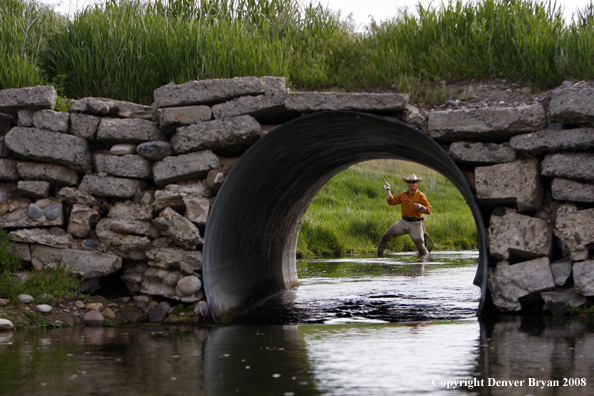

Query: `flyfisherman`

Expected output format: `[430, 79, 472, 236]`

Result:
[377, 173, 431, 260]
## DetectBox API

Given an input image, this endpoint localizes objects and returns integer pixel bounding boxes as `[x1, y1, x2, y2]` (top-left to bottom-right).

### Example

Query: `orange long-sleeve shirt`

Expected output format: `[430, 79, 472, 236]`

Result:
[387, 190, 432, 219]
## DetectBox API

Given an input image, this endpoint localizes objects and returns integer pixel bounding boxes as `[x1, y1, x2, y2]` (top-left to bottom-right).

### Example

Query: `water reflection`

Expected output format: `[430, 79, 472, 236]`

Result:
[1, 252, 593, 395]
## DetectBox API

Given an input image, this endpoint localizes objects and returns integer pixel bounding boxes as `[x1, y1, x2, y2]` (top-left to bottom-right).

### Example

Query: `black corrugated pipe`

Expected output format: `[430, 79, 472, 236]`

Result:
[203, 112, 488, 323]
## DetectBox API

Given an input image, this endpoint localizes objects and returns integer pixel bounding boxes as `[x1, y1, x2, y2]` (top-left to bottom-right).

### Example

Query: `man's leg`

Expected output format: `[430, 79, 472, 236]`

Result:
[408, 222, 429, 257]
[378, 220, 407, 256]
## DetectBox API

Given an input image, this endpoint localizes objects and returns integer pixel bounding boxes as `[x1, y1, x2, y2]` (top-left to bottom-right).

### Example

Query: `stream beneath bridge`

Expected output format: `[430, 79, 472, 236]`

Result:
[1, 251, 593, 395]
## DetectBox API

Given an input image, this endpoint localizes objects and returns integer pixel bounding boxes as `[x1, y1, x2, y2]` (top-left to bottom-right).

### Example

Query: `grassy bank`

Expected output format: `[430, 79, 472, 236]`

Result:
[2, 0, 594, 103]
[296, 160, 477, 257]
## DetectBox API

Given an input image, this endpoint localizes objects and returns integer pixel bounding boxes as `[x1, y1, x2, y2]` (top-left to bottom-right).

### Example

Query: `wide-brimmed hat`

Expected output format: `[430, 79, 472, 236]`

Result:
[402, 173, 423, 183]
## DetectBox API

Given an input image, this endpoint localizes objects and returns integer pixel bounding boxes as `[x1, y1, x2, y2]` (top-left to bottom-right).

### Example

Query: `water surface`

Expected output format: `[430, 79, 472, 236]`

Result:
[1, 251, 593, 395]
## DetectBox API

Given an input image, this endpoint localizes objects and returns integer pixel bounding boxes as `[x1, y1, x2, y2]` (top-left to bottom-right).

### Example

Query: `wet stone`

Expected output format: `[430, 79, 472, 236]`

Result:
[81, 239, 98, 250]
[148, 307, 168, 323]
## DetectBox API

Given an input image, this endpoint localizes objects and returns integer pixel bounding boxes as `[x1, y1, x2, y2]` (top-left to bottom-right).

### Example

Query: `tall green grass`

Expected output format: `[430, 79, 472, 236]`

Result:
[3, 0, 594, 102]
[296, 160, 478, 257]
[0, 0, 63, 89]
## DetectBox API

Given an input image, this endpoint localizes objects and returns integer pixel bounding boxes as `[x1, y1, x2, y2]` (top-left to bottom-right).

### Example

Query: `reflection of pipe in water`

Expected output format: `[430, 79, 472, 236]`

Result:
[204, 325, 321, 396]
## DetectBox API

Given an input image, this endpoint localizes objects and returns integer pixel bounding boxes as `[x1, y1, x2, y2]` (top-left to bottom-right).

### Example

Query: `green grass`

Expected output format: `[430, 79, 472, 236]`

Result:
[2, 0, 594, 102]
[0, 230, 81, 301]
[296, 160, 478, 257]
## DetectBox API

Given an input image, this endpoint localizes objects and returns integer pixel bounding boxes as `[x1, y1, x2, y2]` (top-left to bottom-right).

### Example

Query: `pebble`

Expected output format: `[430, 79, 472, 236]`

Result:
[0, 318, 14, 331]
[194, 301, 210, 320]
[0, 298, 9, 307]
[26, 204, 42, 220]
[104, 307, 117, 319]
[81, 239, 98, 250]
[44, 204, 62, 220]
[74, 300, 85, 309]
[110, 143, 137, 155]
[136, 141, 173, 161]
[36, 304, 53, 313]
[18, 294, 34, 303]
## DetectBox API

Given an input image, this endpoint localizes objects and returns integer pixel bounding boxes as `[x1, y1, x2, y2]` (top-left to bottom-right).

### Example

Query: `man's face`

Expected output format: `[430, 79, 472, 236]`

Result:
[407, 180, 418, 193]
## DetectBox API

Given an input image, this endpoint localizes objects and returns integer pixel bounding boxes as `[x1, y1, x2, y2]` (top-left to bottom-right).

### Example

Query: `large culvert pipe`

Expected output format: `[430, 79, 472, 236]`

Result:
[203, 112, 487, 323]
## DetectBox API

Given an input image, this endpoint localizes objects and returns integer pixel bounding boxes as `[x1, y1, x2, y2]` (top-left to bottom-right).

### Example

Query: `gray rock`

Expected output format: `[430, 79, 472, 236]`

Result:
[153, 76, 286, 108]
[154, 182, 209, 212]
[0, 85, 57, 115]
[171, 115, 261, 156]
[0, 159, 20, 181]
[488, 208, 553, 261]
[541, 291, 587, 315]
[16, 162, 78, 186]
[93, 154, 152, 179]
[510, 128, 594, 155]
[107, 200, 152, 221]
[67, 204, 99, 238]
[81, 239, 98, 250]
[57, 187, 98, 206]
[157, 105, 212, 135]
[36, 304, 53, 313]
[285, 92, 408, 112]
[163, 272, 182, 286]
[44, 204, 62, 220]
[109, 219, 160, 239]
[95, 218, 151, 260]
[475, 158, 542, 212]
[449, 142, 517, 164]
[548, 85, 594, 126]
[83, 310, 104, 327]
[18, 181, 50, 199]
[18, 294, 34, 303]
[212, 90, 297, 124]
[428, 104, 546, 142]
[70, 113, 101, 140]
[176, 275, 202, 297]
[573, 261, 594, 296]
[550, 258, 573, 287]
[69, 97, 154, 119]
[121, 271, 142, 284]
[110, 143, 137, 155]
[78, 175, 146, 199]
[205, 169, 225, 192]
[16, 110, 34, 127]
[136, 141, 173, 161]
[551, 178, 594, 202]
[403, 104, 426, 129]
[97, 118, 165, 144]
[5, 127, 91, 172]
[30, 244, 122, 277]
[27, 204, 42, 219]
[153, 207, 203, 250]
[146, 248, 202, 273]
[554, 204, 594, 256]
[183, 195, 210, 227]
[32, 109, 69, 133]
[10, 228, 73, 249]
[487, 257, 555, 312]
[541, 153, 594, 182]
[152, 150, 219, 185]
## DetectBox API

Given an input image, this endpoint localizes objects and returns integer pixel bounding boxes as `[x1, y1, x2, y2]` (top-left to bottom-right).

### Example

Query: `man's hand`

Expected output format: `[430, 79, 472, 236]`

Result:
[414, 203, 427, 213]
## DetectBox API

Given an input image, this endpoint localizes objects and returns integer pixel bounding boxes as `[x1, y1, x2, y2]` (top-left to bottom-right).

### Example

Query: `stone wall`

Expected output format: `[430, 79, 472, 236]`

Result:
[1, 77, 593, 319]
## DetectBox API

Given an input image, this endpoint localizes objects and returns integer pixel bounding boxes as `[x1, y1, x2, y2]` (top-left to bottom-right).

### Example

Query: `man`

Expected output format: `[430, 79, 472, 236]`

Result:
[377, 173, 432, 259]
